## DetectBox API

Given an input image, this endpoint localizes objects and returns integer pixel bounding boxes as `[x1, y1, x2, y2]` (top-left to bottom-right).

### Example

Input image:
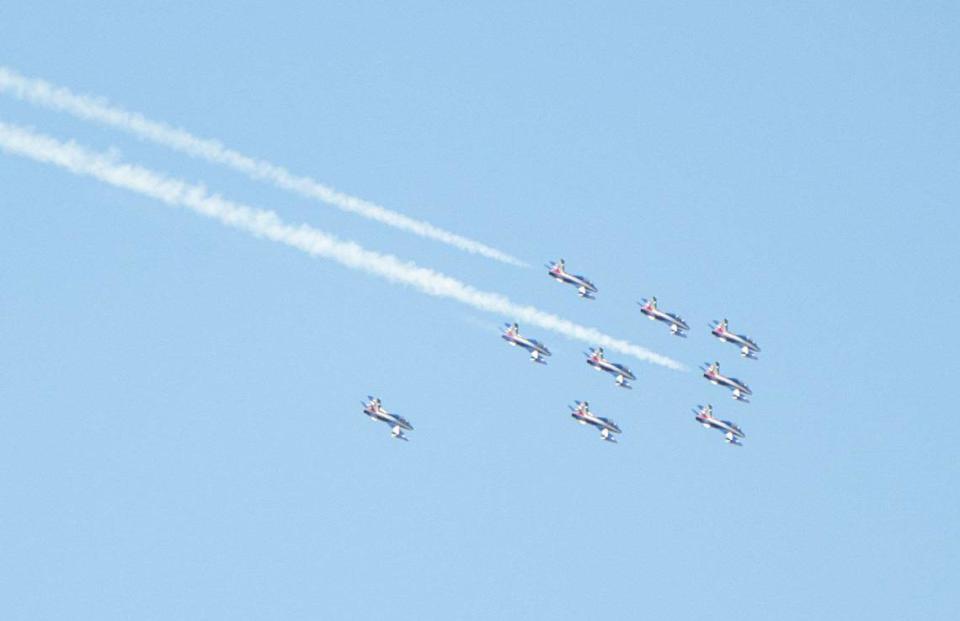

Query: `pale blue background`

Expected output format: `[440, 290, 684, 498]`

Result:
[1, 2, 958, 619]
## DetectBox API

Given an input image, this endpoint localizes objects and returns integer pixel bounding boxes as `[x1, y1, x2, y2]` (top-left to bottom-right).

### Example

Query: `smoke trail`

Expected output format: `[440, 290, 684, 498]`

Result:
[0, 66, 526, 267]
[0, 121, 683, 370]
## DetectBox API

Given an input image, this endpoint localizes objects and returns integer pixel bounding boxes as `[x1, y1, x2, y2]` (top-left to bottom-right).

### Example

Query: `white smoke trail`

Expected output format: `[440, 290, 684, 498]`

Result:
[0, 121, 684, 370]
[0, 66, 526, 267]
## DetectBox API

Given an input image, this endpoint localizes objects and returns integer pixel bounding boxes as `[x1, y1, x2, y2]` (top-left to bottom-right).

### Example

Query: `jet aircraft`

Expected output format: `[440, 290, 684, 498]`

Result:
[501, 323, 552, 363]
[710, 319, 761, 359]
[638, 296, 689, 336]
[585, 346, 636, 388]
[546, 259, 598, 299]
[693, 404, 745, 445]
[701, 362, 753, 402]
[569, 401, 621, 442]
[362, 396, 413, 441]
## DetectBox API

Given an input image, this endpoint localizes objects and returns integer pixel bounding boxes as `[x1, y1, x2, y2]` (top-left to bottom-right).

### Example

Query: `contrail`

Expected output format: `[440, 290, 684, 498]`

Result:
[0, 121, 683, 370]
[0, 66, 526, 267]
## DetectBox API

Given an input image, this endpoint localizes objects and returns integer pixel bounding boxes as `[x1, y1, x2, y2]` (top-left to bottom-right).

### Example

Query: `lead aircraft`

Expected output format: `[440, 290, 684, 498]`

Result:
[569, 400, 621, 442]
[693, 404, 745, 445]
[710, 319, 761, 359]
[585, 346, 636, 388]
[546, 259, 598, 299]
[501, 323, 552, 364]
[701, 362, 753, 402]
[638, 296, 689, 336]
[362, 396, 414, 441]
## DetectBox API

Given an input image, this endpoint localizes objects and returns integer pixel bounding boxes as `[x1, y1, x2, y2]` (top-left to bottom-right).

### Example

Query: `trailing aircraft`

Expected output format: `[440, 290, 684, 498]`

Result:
[693, 404, 745, 445]
[546, 259, 598, 299]
[638, 296, 689, 336]
[585, 346, 636, 388]
[501, 323, 552, 363]
[701, 362, 753, 402]
[710, 319, 761, 359]
[362, 396, 414, 441]
[569, 400, 621, 442]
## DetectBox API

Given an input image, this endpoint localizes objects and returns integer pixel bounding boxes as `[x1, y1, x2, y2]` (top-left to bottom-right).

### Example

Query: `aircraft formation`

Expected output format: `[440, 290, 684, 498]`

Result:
[364, 259, 763, 446]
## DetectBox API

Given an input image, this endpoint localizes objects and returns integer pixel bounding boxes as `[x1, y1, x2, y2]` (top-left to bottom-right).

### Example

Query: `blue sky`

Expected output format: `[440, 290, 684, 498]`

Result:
[1, 2, 958, 619]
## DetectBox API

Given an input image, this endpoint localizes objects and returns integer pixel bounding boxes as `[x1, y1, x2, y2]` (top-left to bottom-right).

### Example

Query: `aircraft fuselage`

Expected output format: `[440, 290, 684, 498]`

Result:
[503, 332, 551, 363]
[697, 415, 744, 439]
[587, 357, 636, 383]
[712, 325, 760, 356]
[364, 405, 414, 431]
[640, 305, 689, 333]
[548, 266, 598, 297]
[703, 369, 752, 399]
[572, 410, 622, 436]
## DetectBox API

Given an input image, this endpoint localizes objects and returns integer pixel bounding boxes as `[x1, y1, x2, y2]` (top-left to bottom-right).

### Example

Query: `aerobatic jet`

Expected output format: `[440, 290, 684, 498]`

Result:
[569, 401, 621, 442]
[585, 346, 636, 388]
[638, 296, 689, 336]
[362, 396, 414, 441]
[693, 404, 745, 446]
[501, 323, 552, 364]
[710, 319, 761, 359]
[546, 259, 598, 299]
[701, 362, 752, 402]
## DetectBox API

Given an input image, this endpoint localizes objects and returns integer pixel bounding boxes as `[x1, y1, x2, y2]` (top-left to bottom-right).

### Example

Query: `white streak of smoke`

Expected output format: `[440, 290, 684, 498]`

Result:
[0, 66, 525, 266]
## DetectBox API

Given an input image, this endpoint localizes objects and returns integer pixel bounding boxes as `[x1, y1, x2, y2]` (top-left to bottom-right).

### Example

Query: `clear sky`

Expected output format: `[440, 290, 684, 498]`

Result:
[1, 2, 958, 619]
